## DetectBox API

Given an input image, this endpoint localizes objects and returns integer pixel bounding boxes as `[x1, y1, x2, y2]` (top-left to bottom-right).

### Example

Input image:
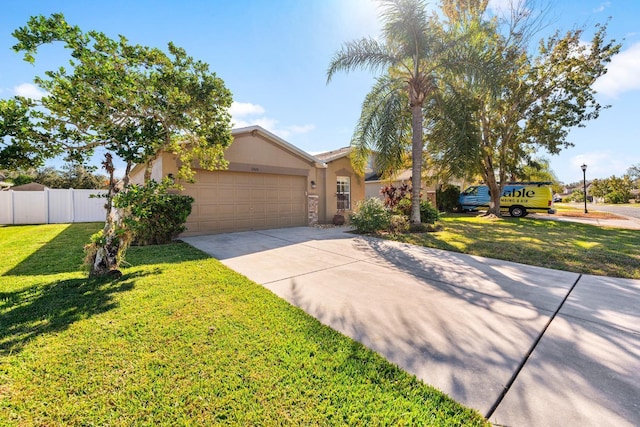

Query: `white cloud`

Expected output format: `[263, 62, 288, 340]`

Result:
[13, 83, 47, 100]
[229, 101, 265, 117]
[230, 101, 315, 139]
[488, 0, 515, 15]
[593, 2, 611, 13]
[570, 151, 638, 180]
[593, 42, 640, 98]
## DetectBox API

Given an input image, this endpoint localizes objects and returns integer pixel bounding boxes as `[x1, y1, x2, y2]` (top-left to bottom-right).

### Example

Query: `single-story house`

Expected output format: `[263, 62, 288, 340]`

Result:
[365, 168, 437, 206]
[9, 182, 47, 191]
[130, 126, 364, 236]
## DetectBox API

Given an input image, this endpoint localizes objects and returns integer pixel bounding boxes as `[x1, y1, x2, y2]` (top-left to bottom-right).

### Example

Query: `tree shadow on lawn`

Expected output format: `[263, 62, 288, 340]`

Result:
[4, 223, 211, 277]
[0, 271, 146, 356]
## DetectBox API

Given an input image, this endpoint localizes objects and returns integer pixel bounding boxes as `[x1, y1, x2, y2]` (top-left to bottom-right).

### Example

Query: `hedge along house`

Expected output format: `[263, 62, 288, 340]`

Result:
[129, 125, 364, 236]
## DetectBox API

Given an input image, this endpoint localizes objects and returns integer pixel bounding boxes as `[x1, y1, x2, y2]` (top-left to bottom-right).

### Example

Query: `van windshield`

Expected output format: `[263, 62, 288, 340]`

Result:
[461, 186, 478, 196]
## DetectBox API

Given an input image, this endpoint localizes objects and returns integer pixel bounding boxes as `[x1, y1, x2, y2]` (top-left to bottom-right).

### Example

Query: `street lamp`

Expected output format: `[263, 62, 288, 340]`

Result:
[581, 164, 588, 214]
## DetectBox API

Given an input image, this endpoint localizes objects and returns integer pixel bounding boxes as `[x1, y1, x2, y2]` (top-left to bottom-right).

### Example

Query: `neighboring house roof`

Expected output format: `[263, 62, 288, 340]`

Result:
[234, 125, 326, 168]
[11, 182, 48, 191]
[365, 169, 412, 183]
[314, 147, 351, 163]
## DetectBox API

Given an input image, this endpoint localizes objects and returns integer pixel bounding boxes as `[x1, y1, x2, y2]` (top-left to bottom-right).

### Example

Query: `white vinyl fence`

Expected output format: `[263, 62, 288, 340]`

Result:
[0, 189, 108, 225]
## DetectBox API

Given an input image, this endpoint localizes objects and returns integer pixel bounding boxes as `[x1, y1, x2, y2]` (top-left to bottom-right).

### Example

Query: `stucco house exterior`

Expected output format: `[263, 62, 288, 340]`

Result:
[129, 126, 364, 236]
[365, 169, 437, 207]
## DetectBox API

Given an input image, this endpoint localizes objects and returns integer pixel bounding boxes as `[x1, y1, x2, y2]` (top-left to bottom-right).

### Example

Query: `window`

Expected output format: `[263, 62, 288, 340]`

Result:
[337, 176, 351, 210]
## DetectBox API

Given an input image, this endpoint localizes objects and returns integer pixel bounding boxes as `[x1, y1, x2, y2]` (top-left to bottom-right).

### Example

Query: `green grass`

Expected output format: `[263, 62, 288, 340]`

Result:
[0, 223, 487, 426]
[386, 214, 640, 279]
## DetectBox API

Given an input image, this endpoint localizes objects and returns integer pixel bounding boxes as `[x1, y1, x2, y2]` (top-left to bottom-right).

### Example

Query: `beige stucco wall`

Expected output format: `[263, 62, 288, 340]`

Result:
[127, 130, 368, 228]
[131, 131, 321, 196]
[365, 180, 437, 206]
[321, 156, 365, 223]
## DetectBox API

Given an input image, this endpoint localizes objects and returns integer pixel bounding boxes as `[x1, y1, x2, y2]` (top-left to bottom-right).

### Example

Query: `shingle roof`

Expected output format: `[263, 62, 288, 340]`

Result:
[365, 169, 412, 182]
[314, 147, 351, 163]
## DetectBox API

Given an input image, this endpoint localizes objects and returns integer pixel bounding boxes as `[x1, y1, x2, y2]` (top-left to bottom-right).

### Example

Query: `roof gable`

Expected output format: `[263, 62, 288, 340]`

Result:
[314, 147, 351, 163]
[232, 125, 324, 167]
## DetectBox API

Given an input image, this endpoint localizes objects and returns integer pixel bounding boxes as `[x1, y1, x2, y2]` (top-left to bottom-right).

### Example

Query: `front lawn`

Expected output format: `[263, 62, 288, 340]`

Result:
[0, 223, 487, 426]
[387, 214, 640, 279]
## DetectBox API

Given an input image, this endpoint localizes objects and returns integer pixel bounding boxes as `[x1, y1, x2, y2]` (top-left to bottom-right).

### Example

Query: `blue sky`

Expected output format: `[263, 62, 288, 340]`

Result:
[1, 0, 639, 184]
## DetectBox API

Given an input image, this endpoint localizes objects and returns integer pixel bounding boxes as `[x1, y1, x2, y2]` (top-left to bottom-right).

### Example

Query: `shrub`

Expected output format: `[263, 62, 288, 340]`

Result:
[393, 197, 440, 224]
[568, 189, 585, 202]
[114, 178, 194, 246]
[380, 183, 411, 209]
[420, 200, 440, 224]
[350, 198, 390, 234]
[604, 190, 630, 204]
[395, 197, 412, 216]
[436, 185, 461, 212]
[388, 214, 409, 233]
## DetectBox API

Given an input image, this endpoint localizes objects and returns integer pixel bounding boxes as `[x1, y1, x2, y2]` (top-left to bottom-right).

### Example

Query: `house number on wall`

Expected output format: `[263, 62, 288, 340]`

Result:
[251, 167, 260, 172]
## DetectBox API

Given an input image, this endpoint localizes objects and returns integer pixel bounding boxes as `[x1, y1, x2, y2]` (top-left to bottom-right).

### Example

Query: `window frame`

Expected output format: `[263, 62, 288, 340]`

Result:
[336, 176, 351, 210]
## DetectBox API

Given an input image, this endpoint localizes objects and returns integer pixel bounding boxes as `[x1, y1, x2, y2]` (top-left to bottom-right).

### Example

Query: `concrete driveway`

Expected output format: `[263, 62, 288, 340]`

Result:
[183, 227, 640, 426]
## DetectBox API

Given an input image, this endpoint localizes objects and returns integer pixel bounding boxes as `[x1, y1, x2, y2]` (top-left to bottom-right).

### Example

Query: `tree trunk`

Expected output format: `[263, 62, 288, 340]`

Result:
[483, 157, 502, 217]
[410, 103, 424, 224]
[89, 212, 126, 278]
[86, 153, 129, 278]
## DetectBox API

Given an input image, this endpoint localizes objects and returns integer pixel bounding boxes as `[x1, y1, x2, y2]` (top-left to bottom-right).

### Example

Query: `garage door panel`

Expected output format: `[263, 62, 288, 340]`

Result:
[251, 204, 266, 215]
[251, 189, 267, 200]
[184, 171, 307, 235]
[235, 188, 252, 199]
[195, 173, 219, 185]
[215, 204, 236, 215]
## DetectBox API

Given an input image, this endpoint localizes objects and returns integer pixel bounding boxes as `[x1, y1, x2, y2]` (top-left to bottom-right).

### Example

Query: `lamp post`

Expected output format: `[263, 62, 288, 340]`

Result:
[581, 163, 588, 214]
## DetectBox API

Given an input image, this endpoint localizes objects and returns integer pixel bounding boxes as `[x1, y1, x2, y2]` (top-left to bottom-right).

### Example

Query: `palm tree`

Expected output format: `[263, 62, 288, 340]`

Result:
[327, 0, 443, 224]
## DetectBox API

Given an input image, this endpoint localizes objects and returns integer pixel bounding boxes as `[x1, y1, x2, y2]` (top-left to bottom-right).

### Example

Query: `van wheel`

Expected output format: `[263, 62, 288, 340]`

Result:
[509, 206, 526, 218]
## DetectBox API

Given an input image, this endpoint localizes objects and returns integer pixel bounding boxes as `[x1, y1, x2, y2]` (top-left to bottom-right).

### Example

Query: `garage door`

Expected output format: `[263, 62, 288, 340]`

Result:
[182, 170, 307, 235]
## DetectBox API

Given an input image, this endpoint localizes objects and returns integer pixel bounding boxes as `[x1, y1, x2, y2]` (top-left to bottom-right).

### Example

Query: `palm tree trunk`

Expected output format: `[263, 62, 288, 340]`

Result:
[410, 103, 423, 224]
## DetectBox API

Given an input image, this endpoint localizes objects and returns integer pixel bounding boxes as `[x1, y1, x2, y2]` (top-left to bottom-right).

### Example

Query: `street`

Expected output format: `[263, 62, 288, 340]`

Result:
[586, 203, 640, 220]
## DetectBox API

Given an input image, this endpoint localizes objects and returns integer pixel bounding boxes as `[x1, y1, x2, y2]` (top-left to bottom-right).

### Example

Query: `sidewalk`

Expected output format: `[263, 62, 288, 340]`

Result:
[183, 227, 640, 426]
[534, 212, 640, 229]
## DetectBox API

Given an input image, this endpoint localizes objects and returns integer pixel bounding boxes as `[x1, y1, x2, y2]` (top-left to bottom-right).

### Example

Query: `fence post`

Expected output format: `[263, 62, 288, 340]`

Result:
[10, 190, 15, 225]
[70, 188, 75, 223]
[45, 188, 50, 224]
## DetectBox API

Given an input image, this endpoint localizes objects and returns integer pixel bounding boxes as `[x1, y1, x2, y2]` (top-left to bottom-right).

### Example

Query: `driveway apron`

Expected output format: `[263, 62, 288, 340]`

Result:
[182, 227, 640, 427]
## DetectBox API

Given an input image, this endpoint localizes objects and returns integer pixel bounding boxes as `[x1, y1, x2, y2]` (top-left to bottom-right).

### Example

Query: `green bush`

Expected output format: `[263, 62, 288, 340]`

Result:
[392, 197, 440, 224]
[420, 200, 440, 224]
[350, 198, 391, 234]
[395, 197, 412, 216]
[388, 214, 409, 233]
[568, 189, 584, 202]
[604, 190, 630, 204]
[114, 179, 194, 246]
[436, 184, 461, 212]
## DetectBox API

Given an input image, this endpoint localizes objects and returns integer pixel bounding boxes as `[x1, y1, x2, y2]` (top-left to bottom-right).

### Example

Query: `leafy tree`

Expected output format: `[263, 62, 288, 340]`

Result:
[627, 164, 640, 188]
[60, 163, 107, 189]
[589, 178, 609, 201]
[427, 0, 620, 216]
[8, 172, 35, 186]
[327, 0, 445, 224]
[9, 13, 233, 276]
[586, 175, 631, 204]
[2, 163, 106, 188]
[0, 97, 48, 169]
[34, 167, 64, 188]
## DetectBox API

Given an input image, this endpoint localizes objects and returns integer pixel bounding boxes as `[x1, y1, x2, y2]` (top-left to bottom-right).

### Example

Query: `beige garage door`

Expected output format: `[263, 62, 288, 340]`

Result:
[182, 171, 307, 235]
